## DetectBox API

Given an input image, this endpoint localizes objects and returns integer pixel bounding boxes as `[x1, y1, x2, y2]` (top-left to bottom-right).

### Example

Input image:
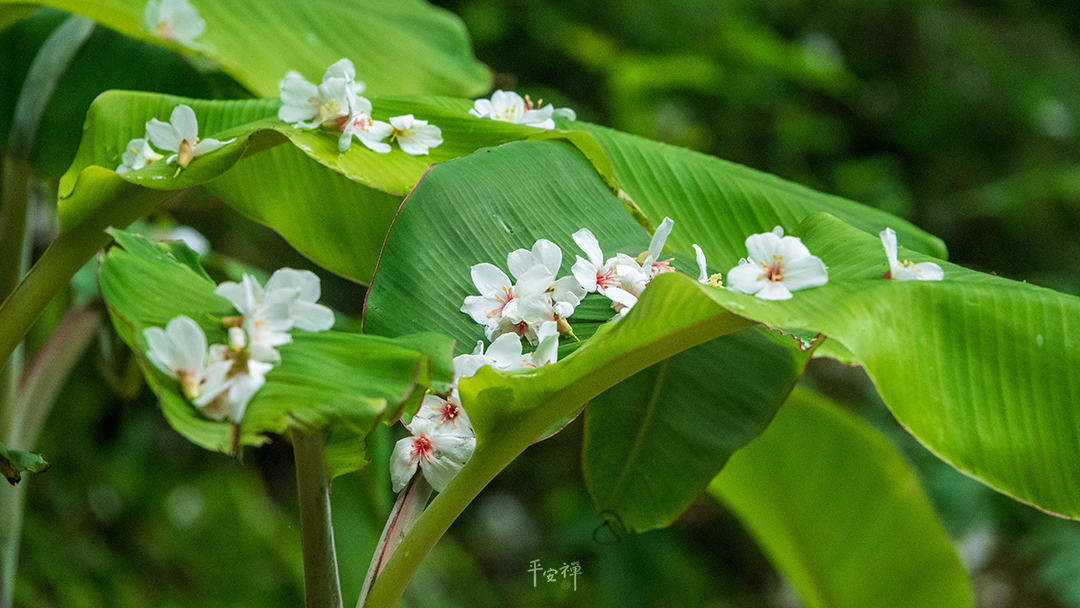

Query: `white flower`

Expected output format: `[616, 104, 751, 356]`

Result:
[278, 59, 368, 131]
[116, 136, 163, 174]
[727, 226, 829, 300]
[145, 104, 232, 168]
[215, 269, 335, 363]
[571, 228, 623, 295]
[414, 393, 474, 437]
[390, 415, 475, 493]
[143, 316, 229, 401]
[194, 342, 273, 424]
[881, 228, 944, 281]
[461, 262, 553, 342]
[144, 0, 205, 47]
[506, 239, 584, 326]
[338, 96, 393, 153]
[453, 322, 560, 379]
[387, 115, 442, 155]
[469, 90, 576, 129]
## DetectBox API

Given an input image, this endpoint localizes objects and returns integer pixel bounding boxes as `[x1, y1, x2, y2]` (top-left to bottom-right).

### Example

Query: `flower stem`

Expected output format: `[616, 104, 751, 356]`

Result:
[292, 426, 343, 608]
[363, 306, 755, 607]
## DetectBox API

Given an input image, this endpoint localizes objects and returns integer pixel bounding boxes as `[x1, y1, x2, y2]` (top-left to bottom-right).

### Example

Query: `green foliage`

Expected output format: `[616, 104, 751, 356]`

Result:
[97, 228, 452, 474]
[711, 389, 974, 608]
[0, 441, 49, 484]
[583, 326, 816, 534]
[0, 0, 490, 98]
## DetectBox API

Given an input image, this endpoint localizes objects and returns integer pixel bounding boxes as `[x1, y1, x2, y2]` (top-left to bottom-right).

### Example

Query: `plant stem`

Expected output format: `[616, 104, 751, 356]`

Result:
[363, 306, 755, 607]
[292, 426, 343, 608]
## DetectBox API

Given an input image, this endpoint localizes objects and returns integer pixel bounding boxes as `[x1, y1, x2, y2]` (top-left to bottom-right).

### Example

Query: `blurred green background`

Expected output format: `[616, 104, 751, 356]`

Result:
[5, 0, 1080, 606]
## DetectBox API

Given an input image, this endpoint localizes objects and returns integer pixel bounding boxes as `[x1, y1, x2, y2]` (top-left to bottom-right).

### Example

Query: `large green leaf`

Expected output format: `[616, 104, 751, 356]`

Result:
[59, 91, 549, 282]
[97, 228, 451, 474]
[1, 0, 490, 98]
[583, 326, 816, 533]
[573, 121, 948, 259]
[710, 389, 974, 608]
[697, 212, 1080, 519]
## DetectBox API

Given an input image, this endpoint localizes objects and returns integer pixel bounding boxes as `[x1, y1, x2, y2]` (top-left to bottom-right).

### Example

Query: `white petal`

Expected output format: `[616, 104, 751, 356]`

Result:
[913, 262, 944, 281]
[422, 435, 475, 492]
[193, 137, 231, 157]
[486, 333, 525, 368]
[506, 249, 535, 281]
[471, 263, 512, 295]
[532, 321, 560, 366]
[145, 118, 181, 152]
[692, 244, 708, 283]
[512, 264, 555, 298]
[169, 105, 199, 144]
[781, 255, 829, 291]
[291, 301, 335, 331]
[166, 315, 208, 370]
[726, 262, 768, 295]
[572, 228, 603, 266]
[532, 239, 562, 275]
[647, 217, 674, 262]
[755, 281, 794, 300]
[461, 295, 503, 325]
[744, 231, 782, 264]
[323, 58, 356, 82]
[571, 257, 599, 292]
[880, 228, 900, 266]
[552, 107, 577, 120]
[605, 286, 638, 310]
[389, 437, 420, 493]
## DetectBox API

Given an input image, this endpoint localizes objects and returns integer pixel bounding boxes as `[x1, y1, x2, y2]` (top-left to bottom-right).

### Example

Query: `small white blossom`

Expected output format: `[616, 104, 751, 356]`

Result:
[337, 96, 393, 153]
[116, 136, 163, 174]
[571, 228, 622, 295]
[143, 0, 205, 47]
[390, 415, 475, 493]
[195, 343, 274, 424]
[414, 393, 474, 438]
[387, 115, 442, 155]
[215, 269, 335, 363]
[469, 90, 576, 129]
[453, 321, 560, 380]
[278, 59, 367, 131]
[143, 316, 229, 401]
[727, 226, 829, 300]
[880, 228, 944, 281]
[461, 262, 553, 342]
[145, 105, 232, 168]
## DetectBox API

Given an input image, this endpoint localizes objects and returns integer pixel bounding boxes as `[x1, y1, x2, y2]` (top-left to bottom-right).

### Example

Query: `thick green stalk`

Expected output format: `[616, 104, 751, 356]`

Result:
[292, 427, 344, 608]
[363, 311, 755, 607]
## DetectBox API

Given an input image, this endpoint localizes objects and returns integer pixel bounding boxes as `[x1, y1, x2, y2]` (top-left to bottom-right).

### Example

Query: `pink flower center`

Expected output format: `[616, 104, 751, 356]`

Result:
[762, 257, 785, 282]
[411, 435, 433, 460]
[596, 268, 620, 290]
[439, 403, 461, 424]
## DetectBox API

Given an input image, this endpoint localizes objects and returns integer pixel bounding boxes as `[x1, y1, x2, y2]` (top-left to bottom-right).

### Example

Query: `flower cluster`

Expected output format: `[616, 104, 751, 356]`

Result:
[469, 90, 576, 130]
[117, 104, 232, 174]
[394, 221, 944, 494]
[278, 59, 443, 155]
[143, 269, 334, 425]
[144, 0, 204, 48]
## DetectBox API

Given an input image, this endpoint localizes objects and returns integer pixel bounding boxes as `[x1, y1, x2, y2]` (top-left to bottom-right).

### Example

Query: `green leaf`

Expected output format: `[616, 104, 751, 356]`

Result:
[710, 389, 975, 608]
[97, 228, 452, 474]
[583, 325, 817, 533]
[572, 121, 948, 259]
[697, 212, 1080, 519]
[60, 91, 551, 282]
[0, 440, 49, 485]
[1, 0, 490, 98]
